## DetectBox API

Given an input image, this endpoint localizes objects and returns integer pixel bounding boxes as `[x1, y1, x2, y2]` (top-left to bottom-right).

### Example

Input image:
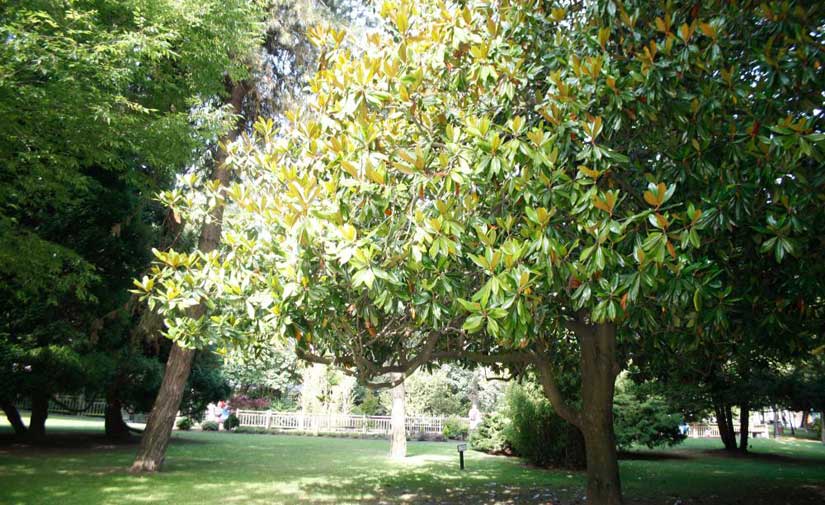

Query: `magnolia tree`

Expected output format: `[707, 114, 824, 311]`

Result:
[138, 0, 823, 502]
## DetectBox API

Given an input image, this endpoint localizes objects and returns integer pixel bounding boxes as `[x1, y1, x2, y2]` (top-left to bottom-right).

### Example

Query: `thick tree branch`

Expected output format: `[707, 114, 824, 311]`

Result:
[430, 349, 534, 365]
[563, 316, 590, 337]
[534, 357, 582, 429]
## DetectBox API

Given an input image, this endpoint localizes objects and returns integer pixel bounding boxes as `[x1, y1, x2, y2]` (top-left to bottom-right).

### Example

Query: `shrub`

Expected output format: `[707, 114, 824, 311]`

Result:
[235, 426, 269, 435]
[442, 416, 469, 440]
[224, 413, 240, 431]
[270, 398, 298, 412]
[176, 417, 193, 431]
[470, 410, 511, 454]
[505, 383, 586, 469]
[352, 388, 385, 416]
[813, 418, 822, 439]
[613, 381, 686, 451]
[201, 421, 219, 431]
[416, 431, 446, 442]
[229, 395, 271, 411]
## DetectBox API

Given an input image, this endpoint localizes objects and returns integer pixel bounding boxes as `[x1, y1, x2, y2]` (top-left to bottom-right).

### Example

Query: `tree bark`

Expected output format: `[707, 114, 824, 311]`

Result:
[389, 373, 406, 459]
[1, 400, 27, 436]
[800, 409, 809, 428]
[130, 81, 248, 473]
[820, 406, 824, 444]
[105, 394, 131, 441]
[738, 403, 749, 453]
[714, 402, 737, 451]
[28, 393, 49, 440]
[579, 322, 623, 505]
[130, 344, 195, 471]
[772, 406, 779, 438]
[536, 320, 623, 504]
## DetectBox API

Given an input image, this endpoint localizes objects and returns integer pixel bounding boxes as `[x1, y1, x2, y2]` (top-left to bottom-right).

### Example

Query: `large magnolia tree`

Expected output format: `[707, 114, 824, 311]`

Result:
[138, 0, 824, 502]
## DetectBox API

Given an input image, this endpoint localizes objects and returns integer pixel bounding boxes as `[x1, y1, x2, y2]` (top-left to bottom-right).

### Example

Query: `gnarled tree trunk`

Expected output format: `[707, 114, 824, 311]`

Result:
[537, 320, 623, 505]
[389, 374, 406, 459]
[105, 392, 131, 441]
[714, 401, 737, 451]
[738, 402, 749, 453]
[1, 400, 27, 436]
[579, 322, 622, 505]
[28, 393, 49, 440]
[772, 406, 779, 438]
[820, 406, 825, 444]
[130, 81, 248, 471]
[130, 81, 248, 473]
[131, 344, 195, 471]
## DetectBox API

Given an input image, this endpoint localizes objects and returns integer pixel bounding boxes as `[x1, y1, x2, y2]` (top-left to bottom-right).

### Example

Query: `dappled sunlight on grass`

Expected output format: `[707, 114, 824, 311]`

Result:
[1, 416, 824, 504]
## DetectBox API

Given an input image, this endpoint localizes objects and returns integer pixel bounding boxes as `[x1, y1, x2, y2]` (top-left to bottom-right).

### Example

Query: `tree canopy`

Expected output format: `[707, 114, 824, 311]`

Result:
[128, 0, 823, 502]
[0, 0, 263, 438]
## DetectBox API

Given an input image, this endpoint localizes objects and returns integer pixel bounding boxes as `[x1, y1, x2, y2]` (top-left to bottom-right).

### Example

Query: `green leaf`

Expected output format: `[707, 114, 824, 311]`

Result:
[352, 269, 375, 289]
[457, 298, 481, 312]
[486, 316, 499, 336]
[462, 314, 484, 333]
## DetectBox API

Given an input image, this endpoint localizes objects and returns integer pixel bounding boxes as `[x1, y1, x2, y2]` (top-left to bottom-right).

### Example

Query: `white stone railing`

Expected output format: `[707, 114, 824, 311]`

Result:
[236, 410, 465, 435]
[687, 422, 771, 438]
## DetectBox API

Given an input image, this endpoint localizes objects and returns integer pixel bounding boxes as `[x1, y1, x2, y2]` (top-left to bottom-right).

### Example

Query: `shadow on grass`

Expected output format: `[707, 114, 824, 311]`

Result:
[0, 431, 210, 451]
[2, 432, 824, 505]
[618, 450, 693, 461]
[698, 448, 825, 466]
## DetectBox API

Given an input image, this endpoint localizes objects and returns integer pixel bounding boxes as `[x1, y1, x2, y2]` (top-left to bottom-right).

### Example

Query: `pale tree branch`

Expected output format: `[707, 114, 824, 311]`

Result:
[294, 324, 453, 390]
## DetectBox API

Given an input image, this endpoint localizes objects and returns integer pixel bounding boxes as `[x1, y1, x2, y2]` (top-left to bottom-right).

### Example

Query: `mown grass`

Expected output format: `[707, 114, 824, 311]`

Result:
[1, 415, 823, 505]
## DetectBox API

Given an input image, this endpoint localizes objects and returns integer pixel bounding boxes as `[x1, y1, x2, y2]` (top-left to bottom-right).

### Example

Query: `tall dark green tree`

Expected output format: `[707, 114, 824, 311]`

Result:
[0, 0, 262, 438]
[779, 357, 825, 444]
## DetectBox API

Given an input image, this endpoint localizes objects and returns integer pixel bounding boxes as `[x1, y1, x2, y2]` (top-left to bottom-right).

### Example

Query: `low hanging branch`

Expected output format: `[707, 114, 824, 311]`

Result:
[49, 395, 100, 415]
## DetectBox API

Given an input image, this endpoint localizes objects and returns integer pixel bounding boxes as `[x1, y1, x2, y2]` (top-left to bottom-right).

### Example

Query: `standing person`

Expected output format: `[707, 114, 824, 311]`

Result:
[216, 401, 226, 429]
[468, 403, 482, 431]
[221, 402, 231, 429]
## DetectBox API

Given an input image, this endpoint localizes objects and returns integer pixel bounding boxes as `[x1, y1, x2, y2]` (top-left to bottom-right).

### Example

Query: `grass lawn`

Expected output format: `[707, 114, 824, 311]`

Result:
[1, 415, 824, 505]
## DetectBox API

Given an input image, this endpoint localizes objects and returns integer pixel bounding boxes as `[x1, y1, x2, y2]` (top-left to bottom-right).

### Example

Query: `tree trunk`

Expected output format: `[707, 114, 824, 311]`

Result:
[714, 402, 737, 451]
[579, 322, 623, 505]
[130, 344, 195, 472]
[130, 81, 248, 473]
[105, 394, 131, 441]
[389, 374, 406, 459]
[820, 406, 824, 444]
[772, 406, 780, 438]
[738, 403, 749, 453]
[536, 321, 623, 505]
[1, 400, 27, 436]
[28, 393, 49, 440]
[800, 409, 809, 428]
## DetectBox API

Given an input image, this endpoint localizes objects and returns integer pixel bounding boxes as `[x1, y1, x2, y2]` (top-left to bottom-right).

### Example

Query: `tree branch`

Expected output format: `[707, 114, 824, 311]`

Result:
[534, 357, 582, 429]
[430, 349, 534, 365]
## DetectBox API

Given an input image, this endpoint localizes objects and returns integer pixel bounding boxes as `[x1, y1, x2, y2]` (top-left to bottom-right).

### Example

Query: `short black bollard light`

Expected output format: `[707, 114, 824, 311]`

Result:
[457, 443, 467, 470]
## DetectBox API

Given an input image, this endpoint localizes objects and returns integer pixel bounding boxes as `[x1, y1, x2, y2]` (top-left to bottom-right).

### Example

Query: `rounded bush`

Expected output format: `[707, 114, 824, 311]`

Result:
[201, 421, 219, 431]
[442, 416, 469, 440]
[223, 413, 240, 431]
